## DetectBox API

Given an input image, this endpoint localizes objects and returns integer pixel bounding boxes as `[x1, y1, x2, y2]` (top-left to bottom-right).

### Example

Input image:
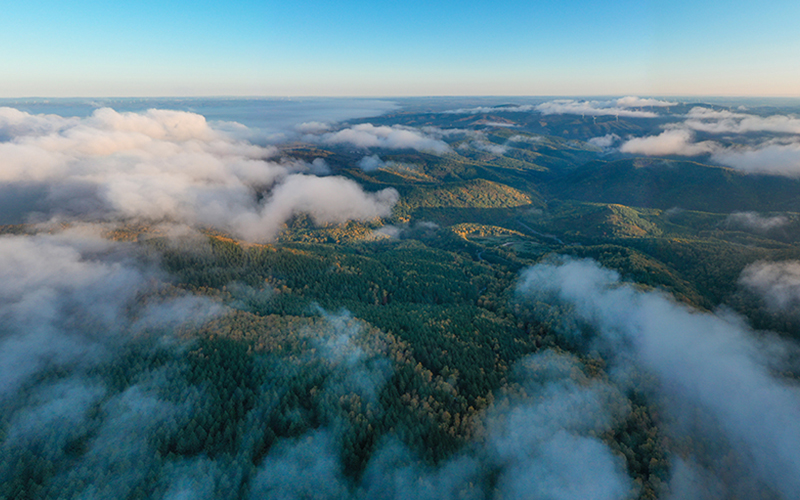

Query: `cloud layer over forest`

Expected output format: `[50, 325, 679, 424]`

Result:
[517, 257, 800, 499]
[443, 97, 676, 118]
[0, 107, 398, 240]
[617, 106, 800, 176]
[0, 231, 636, 500]
[312, 123, 450, 153]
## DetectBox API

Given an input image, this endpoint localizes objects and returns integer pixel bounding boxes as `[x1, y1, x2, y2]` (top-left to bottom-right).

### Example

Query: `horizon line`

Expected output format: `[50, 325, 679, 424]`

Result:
[3, 94, 800, 100]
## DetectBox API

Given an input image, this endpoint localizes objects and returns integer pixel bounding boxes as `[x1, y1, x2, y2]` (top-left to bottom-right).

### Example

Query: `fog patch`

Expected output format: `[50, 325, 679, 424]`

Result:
[508, 134, 544, 143]
[249, 430, 350, 500]
[359, 440, 483, 500]
[0, 232, 152, 398]
[471, 141, 508, 155]
[370, 225, 403, 240]
[295, 121, 331, 134]
[357, 154, 385, 171]
[589, 133, 621, 149]
[517, 257, 800, 498]
[368, 221, 440, 241]
[740, 260, 800, 312]
[726, 211, 789, 232]
[486, 351, 634, 500]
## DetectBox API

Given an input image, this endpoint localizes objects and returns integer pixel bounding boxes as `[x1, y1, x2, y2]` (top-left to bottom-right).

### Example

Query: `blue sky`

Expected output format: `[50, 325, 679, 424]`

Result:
[2, 0, 798, 97]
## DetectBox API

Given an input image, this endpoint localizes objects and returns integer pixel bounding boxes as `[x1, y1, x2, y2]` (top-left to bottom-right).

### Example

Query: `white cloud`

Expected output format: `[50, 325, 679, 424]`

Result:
[229, 174, 399, 241]
[476, 121, 518, 128]
[307, 157, 331, 175]
[0, 107, 398, 241]
[443, 97, 674, 117]
[535, 99, 663, 118]
[420, 126, 483, 139]
[710, 140, 800, 176]
[294, 121, 331, 134]
[619, 129, 717, 156]
[317, 123, 450, 153]
[442, 105, 536, 114]
[617, 119, 800, 176]
[684, 107, 800, 135]
[614, 96, 677, 108]
[609, 107, 800, 176]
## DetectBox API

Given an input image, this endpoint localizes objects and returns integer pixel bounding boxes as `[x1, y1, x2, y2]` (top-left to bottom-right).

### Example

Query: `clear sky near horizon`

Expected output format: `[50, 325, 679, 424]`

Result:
[2, 0, 798, 97]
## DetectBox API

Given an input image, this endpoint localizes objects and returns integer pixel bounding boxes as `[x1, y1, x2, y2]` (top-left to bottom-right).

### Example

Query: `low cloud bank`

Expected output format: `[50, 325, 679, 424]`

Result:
[313, 123, 450, 154]
[620, 133, 800, 176]
[443, 105, 537, 114]
[517, 257, 800, 499]
[619, 129, 716, 156]
[0, 107, 398, 240]
[684, 107, 800, 135]
[442, 97, 674, 117]
[617, 106, 800, 176]
[535, 98, 674, 118]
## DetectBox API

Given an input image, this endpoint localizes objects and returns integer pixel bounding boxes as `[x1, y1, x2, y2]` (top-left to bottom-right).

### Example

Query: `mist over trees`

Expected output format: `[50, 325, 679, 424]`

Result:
[2, 97, 800, 499]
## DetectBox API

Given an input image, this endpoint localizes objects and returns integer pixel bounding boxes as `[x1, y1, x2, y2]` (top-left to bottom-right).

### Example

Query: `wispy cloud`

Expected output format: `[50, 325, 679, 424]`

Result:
[471, 141, 508, 155]
[442, 97, 675, 118]
[517, 257, 800, 499]
[614, 96, 677, 108]
[314, 123, 450, 153]
[726, 212, 789, 231]
[535, 97, 674, 118]
[740, 260, 800, 311]
[0, 230, 222, 400]
[442, 105, 537, 114]
[486, 351, 633, 500]
[619, 129, 717, 156]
